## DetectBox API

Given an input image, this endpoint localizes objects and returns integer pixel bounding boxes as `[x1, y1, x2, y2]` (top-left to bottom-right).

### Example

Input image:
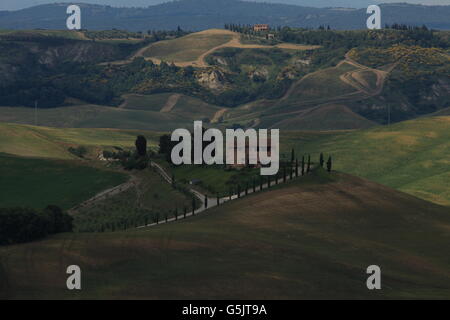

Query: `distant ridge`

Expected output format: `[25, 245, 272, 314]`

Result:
[0, 0, 449, 31]
[0, 0, 380, 11]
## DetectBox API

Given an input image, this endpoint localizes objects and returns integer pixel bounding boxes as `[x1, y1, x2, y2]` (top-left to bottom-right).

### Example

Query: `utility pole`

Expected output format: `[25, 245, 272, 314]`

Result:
[387, 104, 391, 126]
[34, 100, 38, 126]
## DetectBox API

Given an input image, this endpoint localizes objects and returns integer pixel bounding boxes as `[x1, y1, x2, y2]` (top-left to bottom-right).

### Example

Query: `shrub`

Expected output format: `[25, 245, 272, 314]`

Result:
[0, 206, 73, 245]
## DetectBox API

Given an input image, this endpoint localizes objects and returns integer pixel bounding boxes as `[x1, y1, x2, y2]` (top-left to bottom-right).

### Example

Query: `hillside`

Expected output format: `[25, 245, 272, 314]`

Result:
[283, 116, 450, 206]
[0, 93, 223, 131]
[264, 104, 377, 130]
[142, 29, 235, 66]
[0, 122, 160, 159]
[1, 114, 449, 207]
[0, 153, 127, 210]
[0, 1, 449, 31]
[1, 27, 448, 129]
[1, 170, 450, 299]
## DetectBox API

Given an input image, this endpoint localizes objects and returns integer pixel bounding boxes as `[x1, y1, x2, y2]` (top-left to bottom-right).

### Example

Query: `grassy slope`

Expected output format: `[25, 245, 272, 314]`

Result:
[0, 94, 222, 131]
[426, 107, 450, 117]
[280, 62, 360, 108]
[0, 153, 127, 210]
[0, 122, 161, 159]
[143, 30, 233, 62]
[0, 30, 87, 40]
[121, 93, 222, 119]
[1, 169, 449, 299]
[260, 104, 377, 130]
[223, 61, 373, 130]
[282, 116, 450, 206]
[73, 168, 193, 232]
[157, 160, 261, 196]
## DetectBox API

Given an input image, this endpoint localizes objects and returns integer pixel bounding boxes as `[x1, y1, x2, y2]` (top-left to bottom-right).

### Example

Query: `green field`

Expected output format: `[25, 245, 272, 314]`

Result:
[356, 69, 378, 90]
[0, 93, 222, 131]
[0, 29, 88, 40]
[120, 93, 174, 111]
[258, 103, 377, 130]
[0, 122, 161, 159]
[281, 62, 360, 107]
[157, 160, 261, 196]
[426, 107, 450, 117]
[1, 115, 449, 206]
[1, 169, 450, 299]
[121, 93, 222, 119]
[73, 168, 194, 232]
[282, 116, 450, 206]
[142, 30, 234, 62]
[0, 153, 127, 210]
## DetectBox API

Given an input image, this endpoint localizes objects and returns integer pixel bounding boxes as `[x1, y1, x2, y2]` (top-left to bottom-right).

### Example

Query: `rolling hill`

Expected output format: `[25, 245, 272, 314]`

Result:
[1, 169, 449, 299]
[264, 104, 377, 130]
[1, 26, 448, 130]
[1, 114, 449, 207]
[0, 1, 449, 31]
[0, 93, 223, 132]
[0, 153, 127, 210]
[142, 29, 235, 65]
[282, 116, 450, 206]
[0, 122, 161, 159]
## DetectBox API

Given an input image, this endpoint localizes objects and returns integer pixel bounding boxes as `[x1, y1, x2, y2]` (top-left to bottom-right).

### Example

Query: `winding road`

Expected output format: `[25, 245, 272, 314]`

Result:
[138, 161, 302, 228]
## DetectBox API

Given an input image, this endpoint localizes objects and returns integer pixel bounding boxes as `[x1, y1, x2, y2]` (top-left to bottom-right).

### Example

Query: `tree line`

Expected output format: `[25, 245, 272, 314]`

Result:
[0, 206, 73, 245]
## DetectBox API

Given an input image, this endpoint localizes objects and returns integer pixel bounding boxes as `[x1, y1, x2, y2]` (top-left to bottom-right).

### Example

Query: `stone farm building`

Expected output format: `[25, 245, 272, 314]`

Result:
[227, 138, 272, 169]
[253, 24, 269, 32]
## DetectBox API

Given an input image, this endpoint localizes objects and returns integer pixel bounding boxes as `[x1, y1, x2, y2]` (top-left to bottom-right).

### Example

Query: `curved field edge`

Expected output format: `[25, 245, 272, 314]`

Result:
[1, 171, 449, 299]
[282, 116, 450, 206]
[0, 153, 128, 210]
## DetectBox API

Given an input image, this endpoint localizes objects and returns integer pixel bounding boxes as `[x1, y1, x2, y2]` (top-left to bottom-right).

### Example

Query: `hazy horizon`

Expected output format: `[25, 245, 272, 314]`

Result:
[1, 0, 450, 11]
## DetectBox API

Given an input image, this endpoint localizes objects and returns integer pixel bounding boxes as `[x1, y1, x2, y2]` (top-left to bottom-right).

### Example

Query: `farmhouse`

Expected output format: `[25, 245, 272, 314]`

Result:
[253, 24, 269, 32]
[227, 138, 272, 169]
[170, 121, 279, 175]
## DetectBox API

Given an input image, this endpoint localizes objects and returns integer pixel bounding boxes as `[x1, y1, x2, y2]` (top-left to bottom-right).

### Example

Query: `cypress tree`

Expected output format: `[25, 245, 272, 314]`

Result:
[295, 158, 299, 177]
[301, 156, 305, 176]
[283, 165, 287, 182]
[327, 156, 332, 173]
[204, 195, 208, 208]
[320, 153, 324, 167]
[135, 135, 147, 157]
[217, 193, 220, 206]
[291, 148, 295, 163]
[237, 185, 241, 198]
[307, 155, 311, 173]
[253, 178, 256, 193]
